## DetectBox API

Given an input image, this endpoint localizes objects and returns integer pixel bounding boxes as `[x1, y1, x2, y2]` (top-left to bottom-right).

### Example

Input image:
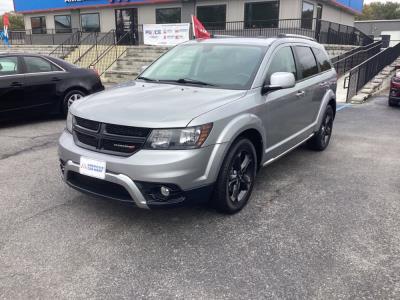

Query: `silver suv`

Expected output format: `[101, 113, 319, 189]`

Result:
[59, 36, 337, 214]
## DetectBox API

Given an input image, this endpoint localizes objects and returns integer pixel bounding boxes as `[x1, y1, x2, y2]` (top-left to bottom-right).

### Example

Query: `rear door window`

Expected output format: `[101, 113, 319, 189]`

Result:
[0, 56, 19, 76]
[312, 48, 332, 72]
[293, 46, 319, 79]
[24, 56, 61, 73]
[265, 46, 297, 84]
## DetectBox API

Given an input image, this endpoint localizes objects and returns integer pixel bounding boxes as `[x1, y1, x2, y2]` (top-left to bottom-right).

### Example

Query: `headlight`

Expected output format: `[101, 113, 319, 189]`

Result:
[66, 111, 73, 133]
[144, 123, 213, 150]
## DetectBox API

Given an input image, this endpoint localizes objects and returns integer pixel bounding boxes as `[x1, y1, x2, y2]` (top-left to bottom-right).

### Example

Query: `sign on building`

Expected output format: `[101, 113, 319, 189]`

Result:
[143, 23, 190, 46]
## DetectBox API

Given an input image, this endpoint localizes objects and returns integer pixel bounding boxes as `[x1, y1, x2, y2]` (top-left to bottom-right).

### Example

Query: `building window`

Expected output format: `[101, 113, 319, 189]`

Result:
[31, 16, 47, 34]
[156, 8, 181, 24]
[301, 1, 314, 29]
[244, 1, 279, 29]
[196, 5, 226, 30]
[55, 15, 72, 33]
[81, 13, 100, 32]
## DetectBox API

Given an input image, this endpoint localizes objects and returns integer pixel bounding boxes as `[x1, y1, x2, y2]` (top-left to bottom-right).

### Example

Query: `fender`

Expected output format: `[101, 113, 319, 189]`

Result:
[197, 113, 266, 183]
[216, 113, 266, 146]
[314, 89, 336, 132]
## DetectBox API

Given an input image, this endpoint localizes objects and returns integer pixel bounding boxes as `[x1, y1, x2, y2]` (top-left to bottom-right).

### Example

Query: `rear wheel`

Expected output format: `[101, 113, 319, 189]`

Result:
[213, 138, 257, 214]
[308, 105, 334, 151]
[62, 90, 86, 116]
[389, 99, 397, 107]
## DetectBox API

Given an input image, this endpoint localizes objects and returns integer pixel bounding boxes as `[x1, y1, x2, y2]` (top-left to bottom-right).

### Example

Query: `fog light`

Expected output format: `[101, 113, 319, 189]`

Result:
[160, 186, 170, 197]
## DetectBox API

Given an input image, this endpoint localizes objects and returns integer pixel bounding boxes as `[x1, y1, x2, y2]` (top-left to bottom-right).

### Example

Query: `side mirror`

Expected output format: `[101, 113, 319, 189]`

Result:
[262, 72, 296, 94]
[140, 65, 148, 72]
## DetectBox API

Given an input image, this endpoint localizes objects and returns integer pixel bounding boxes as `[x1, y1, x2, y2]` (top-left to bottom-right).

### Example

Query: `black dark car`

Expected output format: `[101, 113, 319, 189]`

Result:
[0, 53, 104, 120]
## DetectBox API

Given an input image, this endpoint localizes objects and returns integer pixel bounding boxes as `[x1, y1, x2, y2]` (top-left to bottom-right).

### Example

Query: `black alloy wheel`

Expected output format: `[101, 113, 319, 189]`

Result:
[308, 105, 334, 151]
[214, 138, 257, 214]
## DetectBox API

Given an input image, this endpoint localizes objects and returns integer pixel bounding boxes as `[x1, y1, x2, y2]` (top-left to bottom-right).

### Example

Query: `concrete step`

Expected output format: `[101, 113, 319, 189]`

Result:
[103, 70, 139, 84]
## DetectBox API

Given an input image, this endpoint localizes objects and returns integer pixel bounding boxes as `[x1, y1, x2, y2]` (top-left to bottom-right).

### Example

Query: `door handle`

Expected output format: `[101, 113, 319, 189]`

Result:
[319, 81, 328, 86]
[296, 91, 305, 97]
[51, 77, 61, 82]
[10, 82, 23, 87]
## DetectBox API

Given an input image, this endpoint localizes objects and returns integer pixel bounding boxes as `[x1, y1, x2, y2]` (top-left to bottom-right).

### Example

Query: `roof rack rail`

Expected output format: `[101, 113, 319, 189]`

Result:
[277, 34, 316, 41]
[211, 34, 237, 38]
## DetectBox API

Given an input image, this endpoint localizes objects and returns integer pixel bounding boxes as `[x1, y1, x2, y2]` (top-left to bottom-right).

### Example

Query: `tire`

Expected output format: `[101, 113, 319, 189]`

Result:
[308, 105, 334, 151]
[62, 90, 86, 116]
[213, 138, 257, 214]
[389, 99, 397, 107]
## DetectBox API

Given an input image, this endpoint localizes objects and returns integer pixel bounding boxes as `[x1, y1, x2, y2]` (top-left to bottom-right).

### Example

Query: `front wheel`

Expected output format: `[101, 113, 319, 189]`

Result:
[389, 99, 397, 107]
[213, 138, 257, 214]
[308, 105, 334, 151]
[62, 90, 86, 116]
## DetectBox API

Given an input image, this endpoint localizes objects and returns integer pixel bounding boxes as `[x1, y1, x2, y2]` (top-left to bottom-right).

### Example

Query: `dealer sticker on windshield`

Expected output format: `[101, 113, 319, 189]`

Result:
[79, 157, 106, 180]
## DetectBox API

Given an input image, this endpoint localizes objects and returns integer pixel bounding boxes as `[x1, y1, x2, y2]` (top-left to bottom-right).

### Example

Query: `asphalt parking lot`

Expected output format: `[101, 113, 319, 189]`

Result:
[0, 94, 399, 299]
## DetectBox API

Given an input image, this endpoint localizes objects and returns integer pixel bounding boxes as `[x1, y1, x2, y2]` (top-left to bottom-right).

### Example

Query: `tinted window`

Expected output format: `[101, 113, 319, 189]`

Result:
[55, 15, 72, 33]
[196, 5, 226, 30]
[0, 56, 19, 76]
[156, 8, 181, 24]
[294, 46, 319, 79]
[245, 1, 279, 28]
[24, 57, 61, 73]
[313, 48, 332, 72]
[141, 44, 266, 90]
[31, 16, 47, 34]
[301, 1, 314, 29]
[81, 13, 100, 32]
[266, 47, 297, 84]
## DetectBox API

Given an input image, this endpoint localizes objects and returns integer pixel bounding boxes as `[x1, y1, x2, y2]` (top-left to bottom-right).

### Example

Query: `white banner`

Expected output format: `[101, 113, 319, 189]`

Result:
[143, 23, 190, 46]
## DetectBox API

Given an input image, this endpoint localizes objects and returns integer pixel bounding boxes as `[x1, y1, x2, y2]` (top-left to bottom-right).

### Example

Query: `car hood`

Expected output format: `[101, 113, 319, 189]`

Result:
[71, 81, 247, 128]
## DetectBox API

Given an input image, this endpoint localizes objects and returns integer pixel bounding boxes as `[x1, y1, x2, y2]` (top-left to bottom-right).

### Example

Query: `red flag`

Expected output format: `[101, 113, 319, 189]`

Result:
[191, 15, 210, 39]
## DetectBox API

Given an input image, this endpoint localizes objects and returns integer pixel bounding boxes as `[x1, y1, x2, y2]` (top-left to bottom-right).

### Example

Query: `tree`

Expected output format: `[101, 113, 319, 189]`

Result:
[356, 1, 400, 20]
[0, 13, 25, 30]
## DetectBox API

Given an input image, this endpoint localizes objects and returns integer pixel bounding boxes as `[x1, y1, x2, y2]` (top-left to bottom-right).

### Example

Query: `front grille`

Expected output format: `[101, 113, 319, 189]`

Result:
[75, 116, 100, 132]
[73, 117, 150, 156]
[105, 123, 150, 137]
[102, 138, 142, 154]
[75, 131, 98, 148]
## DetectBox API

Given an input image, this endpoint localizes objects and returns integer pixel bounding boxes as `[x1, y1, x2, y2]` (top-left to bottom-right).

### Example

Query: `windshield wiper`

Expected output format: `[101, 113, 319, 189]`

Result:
[137, 76, 157, 82]
[159, 78, 215, 87]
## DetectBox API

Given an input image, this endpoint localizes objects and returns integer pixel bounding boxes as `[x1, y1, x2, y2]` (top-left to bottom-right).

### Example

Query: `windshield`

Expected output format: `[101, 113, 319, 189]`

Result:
[139, 43, 267, 90]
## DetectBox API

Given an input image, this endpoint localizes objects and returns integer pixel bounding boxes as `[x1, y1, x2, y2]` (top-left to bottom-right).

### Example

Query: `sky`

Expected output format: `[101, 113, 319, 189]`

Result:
[0, 0, 394, 14]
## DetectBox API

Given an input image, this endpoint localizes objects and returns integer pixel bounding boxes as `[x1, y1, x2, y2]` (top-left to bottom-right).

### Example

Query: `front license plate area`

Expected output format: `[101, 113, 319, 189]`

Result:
[79, 157, 106, 180]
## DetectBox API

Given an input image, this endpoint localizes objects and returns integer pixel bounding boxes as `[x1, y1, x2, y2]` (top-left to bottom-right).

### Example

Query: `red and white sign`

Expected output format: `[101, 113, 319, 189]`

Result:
[143, 23, 190, 46]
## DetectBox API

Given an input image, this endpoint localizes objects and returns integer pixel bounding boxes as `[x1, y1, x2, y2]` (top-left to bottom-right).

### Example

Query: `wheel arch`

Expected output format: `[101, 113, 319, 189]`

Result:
[315, 89, 336, 131]
[215, 114, 266, 168]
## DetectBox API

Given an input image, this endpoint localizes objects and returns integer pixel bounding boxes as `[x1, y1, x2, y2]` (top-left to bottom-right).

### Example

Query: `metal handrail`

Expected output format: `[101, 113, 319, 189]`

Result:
[345, 42, 400, 101]
[333, 41, 383, 76]
[73, 30, 116, 65]
[331, 41, 382, 64]
[49, 30, 82, 59]
[202, 18, 373, 46]
[89, 31, 134, 76]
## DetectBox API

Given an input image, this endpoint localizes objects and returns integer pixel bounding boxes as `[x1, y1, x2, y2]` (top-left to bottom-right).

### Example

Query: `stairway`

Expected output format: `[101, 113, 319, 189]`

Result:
[102, 46, 170, 85]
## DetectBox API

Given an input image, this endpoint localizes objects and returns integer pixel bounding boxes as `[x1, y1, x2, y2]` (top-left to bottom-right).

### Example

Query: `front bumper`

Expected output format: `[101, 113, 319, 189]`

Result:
[58, 130, 228, 208]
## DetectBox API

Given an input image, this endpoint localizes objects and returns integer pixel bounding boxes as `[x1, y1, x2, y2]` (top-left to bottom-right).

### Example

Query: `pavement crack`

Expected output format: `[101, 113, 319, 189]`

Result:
[0, 132, 60, 140]
[0, 140, 58, 161]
